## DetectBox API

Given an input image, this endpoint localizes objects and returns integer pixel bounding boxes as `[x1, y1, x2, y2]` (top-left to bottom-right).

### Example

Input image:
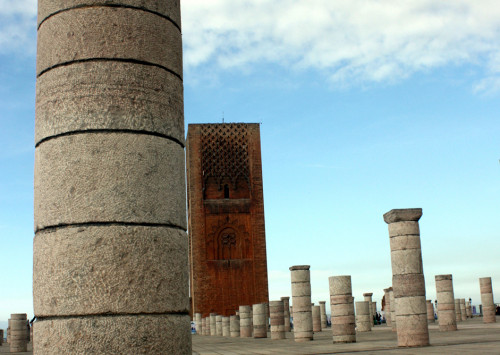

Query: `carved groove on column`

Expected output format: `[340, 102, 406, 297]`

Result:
[36, 221, 187, 234]
[36, 311, 188, 321]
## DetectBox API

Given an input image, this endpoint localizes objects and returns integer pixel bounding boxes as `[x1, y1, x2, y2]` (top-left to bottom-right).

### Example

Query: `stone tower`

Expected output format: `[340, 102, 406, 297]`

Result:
[187, 123, 269, 317]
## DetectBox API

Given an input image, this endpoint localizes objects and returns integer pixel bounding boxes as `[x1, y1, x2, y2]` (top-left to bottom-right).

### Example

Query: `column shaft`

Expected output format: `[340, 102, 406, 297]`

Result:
[290, 265, 313, 342]
[435, 275, 457, 331]
[329, 275, 356, 343]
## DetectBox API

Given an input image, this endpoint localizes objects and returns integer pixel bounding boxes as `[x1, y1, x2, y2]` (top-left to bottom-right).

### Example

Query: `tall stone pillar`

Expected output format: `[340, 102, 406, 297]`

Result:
[355, 302, 371, 332]
[384, 208, 429, 347]
[281, 297, 291, 332]
[383, 288, 392, 327]
[312, 306, 322, 332]
[454, 299, 462, 322]
[34, 1, 189, 354]
[210, 313, 217, 336]
[479, 277, 496, 323]
[269, 300, 286, 340]
[253, 303, 268, 338]
[426, 300, 435, 323]
[222, 317, 230, 337]
[329, 275, 356, 343]
[435, 275, 457, 331]
[195, 313, 202, 335]
[290, 265, 313, 342]
[389, 288, 397, 332]
[363, 293, 374, 328]
[459, 299, 467, 321]
[239, 306, 252, 337]
[216, 315, 223, 336]
[9, 314, 28, 353]
[230, 315, 240, 337]
[319, 301, 327, 329]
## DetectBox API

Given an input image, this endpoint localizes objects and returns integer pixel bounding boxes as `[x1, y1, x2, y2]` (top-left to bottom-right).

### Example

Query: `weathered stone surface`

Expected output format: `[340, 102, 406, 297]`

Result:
[312, 306, 321, 332]
[210, 313, 217, 336]
[383, 208, 422, 224]
[229, 315, 240, 338]
[239, 306, 252, 338]
[363, 293, 373, 330]
[479, 277, 496, 323]
[454, 299, 462, 322]
[390, 289, 397, 332]
[34, 134, 186, 230]
[383, 287, 392, 327]
[290, 265, 313, 342]
[390, 249, 423, 275]
[396, 314, 429, 347]
[252, 303, 267, 338]
[329, 275, 351, 295]
[216, 315, 223, 336]
[194, 313, 202, 335]
[34, 314, 191, 355]
[269, 300, 285, 340]
[292, 312, 313, 342]
[36, 62, 184, 144]
[222, 317, 230, 337]
[459, 299, 467, 321]
[37, 7, 182, 76]
[319, 301, 327, 330]
[34, 225, 187, 315]
[38, 0, 182, 28]
[393, 274, 426, 297]
[280, 297, 291, 332]
[389, 234, 421, 250]
[388, 221, 420, 237]
[426, 300, 435, 323]
[10, 314, 28, 352]
[355, 302, 371, 332]
[329, 275, 355, 343]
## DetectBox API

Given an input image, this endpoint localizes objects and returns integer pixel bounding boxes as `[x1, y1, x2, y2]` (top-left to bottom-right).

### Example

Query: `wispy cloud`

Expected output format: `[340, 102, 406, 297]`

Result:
[0, 0, 37, 55]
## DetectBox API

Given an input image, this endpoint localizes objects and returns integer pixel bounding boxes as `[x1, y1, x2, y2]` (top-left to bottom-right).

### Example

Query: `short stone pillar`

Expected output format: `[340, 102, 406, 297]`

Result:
[454, 299, 462, 322]
[383, 287, 392, 327]
[253, 303, 268, 338]
[9, 313, 28, 353]
[363, 293, 374, 329]
[195, 313, 202, 335]
[389, 288, 397, 332]
[216, 315, 223, 336]
[269, 300, 286, 340]
[312, 306, 322, 332]
[201, 317, 207, 336]
[281, 297, 291, 332]
[319, 301, 327, 329]
[290, 265, 313, 342]
[210, 313, 217, 336]
[384, 208, 429, 347]
[355, 302, 371, 332]
[426, 300, 435, 323]
[479, 277, 496, 323]
[239, 305, 252, 337]
[329, 275, 356, 343]
[230, 315, 240, 337]
[435, 274, 457, 331]
[222, 317, 230, 337]
[466, 301, 472, 318]
[459, 299, 467, 321]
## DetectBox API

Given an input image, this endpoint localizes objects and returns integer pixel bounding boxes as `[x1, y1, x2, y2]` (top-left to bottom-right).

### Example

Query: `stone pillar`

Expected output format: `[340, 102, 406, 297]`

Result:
[9, 313, 28, 353]
[355, 302, 371, 332]
[426, 300, 435, 323]
[7, 319, 10, 343]
[372, 301, 377, 322]
[460, 299, 467, 321]
[454, 299, 462, 322]
[363, 293, 373, 328]
[466, 301, 472, 318]
[384, 208, 429, 347]
[269, 300, 286, 340]
[0, 329, 3, 346]
[216, 315, 223, 336]
[230, 315, 240, 337]
[239, 306, 252, 338]
[281, 297, 291, 332]
[319, 301, 327, 329]
[210, 313, 217, 336]
[383, 287, 392, 327]
[194, 313, 202, 335]
[389, 288, 397, 332]
[329, 275, 356, 343]
[201, 318, 206, 336]
[33, 1, 189, 354]
[290, 265, 313, 342]
[312, 306, 321, 332]
[435, 275, 457, 331]
[222, 317, 230, 337]
[253, 303, 268, 338]
[479, 277, 496, 323]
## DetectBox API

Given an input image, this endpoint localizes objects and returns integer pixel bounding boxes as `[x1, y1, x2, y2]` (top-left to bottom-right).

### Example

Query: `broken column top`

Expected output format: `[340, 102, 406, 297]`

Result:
[383, 208, 422, 224]
[289, 265, 310, 271]
[363, 293, 373, 297]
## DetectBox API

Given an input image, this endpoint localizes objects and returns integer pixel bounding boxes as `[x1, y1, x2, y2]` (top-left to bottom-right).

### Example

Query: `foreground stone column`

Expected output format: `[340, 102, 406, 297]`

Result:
[222, 317, 230, 337]
[33, 1, 189, 354]
[479, 277, 496, 323]
[355, 302, 371, 332]
[389, 288, 397, 332]
[426, 300, 435, 323]
[195, 313, 202, 335]
[384, 208, 429, 347]
[210, 313, 217, 336]
[269, 300, 286, 340]
[253, 303, 268, 338]
[281, 297, 291, 332]
[435, 275, 457, 331]
[230, 315, 240, 337]
[216, 315, 223, 336]
[454, 299, 462, 322]
[9, 314, 28, 353]
[383, 288, 392, 327]
[290, 265, 313, 342]
[363, 293, 374, 329]
[239, 306, 252, 337]
[329, 275, 356, 343]
[319, 301, 327, 329]
[460, 299, 467, 321]
[312, 306, 321, 332]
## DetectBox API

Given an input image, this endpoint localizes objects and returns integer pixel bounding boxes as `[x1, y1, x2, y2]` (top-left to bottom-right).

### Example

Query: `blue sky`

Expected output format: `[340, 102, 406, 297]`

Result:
[1, 0, 499, 328]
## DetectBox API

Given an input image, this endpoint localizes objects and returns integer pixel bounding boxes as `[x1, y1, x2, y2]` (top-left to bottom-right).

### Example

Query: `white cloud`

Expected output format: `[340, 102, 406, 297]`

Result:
[0, 0, 37, 55]
[182, 0, 500, 89]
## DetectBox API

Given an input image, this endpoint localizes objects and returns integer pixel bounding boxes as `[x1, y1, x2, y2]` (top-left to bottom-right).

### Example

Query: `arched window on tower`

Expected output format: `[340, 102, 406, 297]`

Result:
[224, 184, 230, 199]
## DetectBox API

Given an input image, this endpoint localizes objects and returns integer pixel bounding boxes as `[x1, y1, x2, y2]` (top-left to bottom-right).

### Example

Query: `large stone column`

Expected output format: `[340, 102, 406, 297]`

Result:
[230, 315, 240, 338]
[355, 302, 371, 332]
[253, 303, 268, 338]
[389, 288, 397, 332]
[319, 301, 327, 330]
[281, 297, 291, 332]
[239, 306, 252, 337]
[312, 306, 321, 332]
[383, 288, 392, 327]
[435, 275, 457, 331]
[426, 300, 435, 323]
[269, 300, 286, 340]
[384, 208, 429, 347]
[363, 293, 374, 329]
[33, 1, 189, 354]
[9, 314, 28, 353]
[479, 277, 496, 323]
[329, 275, 356, 343]
[290, 265, 313, 342]
[454, 299, 462, 322]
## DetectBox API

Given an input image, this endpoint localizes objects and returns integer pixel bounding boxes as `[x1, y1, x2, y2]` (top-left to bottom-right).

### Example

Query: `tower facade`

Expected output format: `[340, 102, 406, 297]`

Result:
[187, 123, 269, 317]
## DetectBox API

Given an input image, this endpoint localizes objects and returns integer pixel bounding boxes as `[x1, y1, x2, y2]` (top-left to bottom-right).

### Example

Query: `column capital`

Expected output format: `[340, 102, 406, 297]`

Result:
[383, 208, 422, 224]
